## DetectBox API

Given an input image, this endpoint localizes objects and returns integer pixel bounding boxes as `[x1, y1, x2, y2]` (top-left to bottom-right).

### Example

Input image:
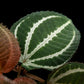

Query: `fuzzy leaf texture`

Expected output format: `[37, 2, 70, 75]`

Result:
[10, 11, 80, 71]
[47, 62, 84, 84]
[0, 24, 21, 73]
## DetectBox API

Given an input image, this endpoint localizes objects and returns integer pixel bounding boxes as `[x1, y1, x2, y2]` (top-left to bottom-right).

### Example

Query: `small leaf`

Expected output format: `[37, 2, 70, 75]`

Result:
[0, 24, 21, 73]
[14, 77, 37, 84]
[10, 11, 80, 71]
[47, 62, 84, 84]
[0, 75, 15, 84]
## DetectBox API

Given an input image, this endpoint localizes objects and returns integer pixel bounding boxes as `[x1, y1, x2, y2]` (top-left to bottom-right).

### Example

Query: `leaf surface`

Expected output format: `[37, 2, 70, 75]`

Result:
[10, 11, 80, 70]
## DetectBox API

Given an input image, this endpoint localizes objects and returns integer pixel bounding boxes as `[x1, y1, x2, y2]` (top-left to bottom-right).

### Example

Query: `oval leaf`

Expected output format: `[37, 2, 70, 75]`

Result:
[0, 24, 21, 73]
[10, 11, 80, 71]
[14, 77, 37, 84]
[47, 62, 84, 84]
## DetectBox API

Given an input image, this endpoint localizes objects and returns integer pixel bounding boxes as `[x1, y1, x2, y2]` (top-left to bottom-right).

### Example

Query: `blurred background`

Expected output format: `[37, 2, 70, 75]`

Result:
[0, 1, 83, 80]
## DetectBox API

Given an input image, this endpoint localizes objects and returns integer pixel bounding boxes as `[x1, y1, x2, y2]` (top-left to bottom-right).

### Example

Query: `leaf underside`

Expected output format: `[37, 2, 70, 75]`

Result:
[0, 24, 21, 73]
[14, 77, 37, 84]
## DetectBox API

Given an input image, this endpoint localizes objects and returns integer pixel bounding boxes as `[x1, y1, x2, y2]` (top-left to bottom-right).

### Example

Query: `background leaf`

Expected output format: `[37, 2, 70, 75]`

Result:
[0, 24, 21, 73]
[47, 62, 84, 84]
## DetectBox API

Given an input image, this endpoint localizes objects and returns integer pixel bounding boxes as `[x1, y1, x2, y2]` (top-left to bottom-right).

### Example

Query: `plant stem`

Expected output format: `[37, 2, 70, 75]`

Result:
[17, 65, 22, 77]
[13, 65, 45, 83]
[24, 72, 45, 83]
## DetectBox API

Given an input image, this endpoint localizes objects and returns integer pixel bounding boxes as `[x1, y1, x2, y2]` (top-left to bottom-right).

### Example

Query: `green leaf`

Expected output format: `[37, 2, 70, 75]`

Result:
[47, 62, 84, 84]
[10, 11, 80, 71]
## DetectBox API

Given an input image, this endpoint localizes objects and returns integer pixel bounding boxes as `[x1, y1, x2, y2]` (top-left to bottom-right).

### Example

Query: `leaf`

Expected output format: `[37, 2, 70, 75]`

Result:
[47, 62, 84, 84]
[14, 77, 37, 84]
[0, 24, 21, 73]
[10, 11, 80, 71]
[0, 75, 37, 84]
[0, 75, 15, 84]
